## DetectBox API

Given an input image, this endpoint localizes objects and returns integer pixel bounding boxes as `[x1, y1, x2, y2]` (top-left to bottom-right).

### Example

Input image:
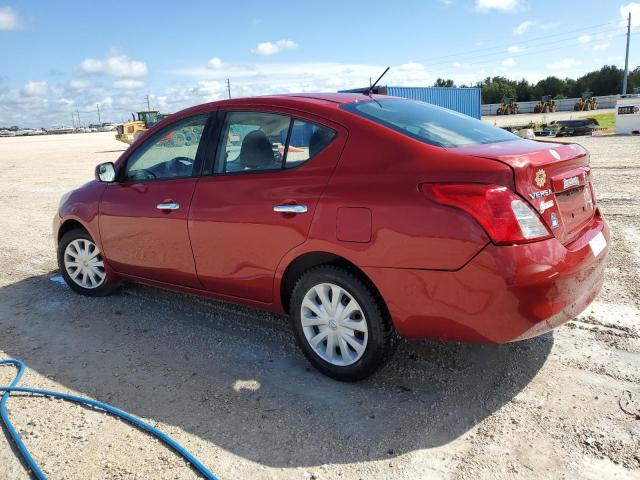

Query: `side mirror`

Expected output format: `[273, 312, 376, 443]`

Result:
[95, 162, 116, 183]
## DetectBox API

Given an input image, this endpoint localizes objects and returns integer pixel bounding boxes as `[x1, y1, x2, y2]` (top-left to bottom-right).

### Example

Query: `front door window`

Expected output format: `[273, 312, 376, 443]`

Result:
[124, 115, 208, 181]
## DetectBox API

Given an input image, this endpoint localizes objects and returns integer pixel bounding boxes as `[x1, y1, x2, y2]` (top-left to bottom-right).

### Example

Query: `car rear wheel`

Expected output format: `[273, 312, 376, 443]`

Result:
[57, 229, 117, 296]
[289, 266, 398, 381]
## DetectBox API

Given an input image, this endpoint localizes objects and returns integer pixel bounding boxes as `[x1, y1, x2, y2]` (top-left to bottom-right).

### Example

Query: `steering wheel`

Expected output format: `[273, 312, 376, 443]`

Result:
[129, 169, 156, 180]
[172, 156, 194, 165]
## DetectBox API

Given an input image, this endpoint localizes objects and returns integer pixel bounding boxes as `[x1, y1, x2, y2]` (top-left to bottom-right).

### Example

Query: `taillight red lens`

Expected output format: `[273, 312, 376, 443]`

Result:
[421, 184, 551, 244]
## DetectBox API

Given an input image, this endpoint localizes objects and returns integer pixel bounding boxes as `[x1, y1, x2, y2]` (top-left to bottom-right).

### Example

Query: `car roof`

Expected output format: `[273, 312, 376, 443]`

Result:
[219, 92, 372, 106]
[174, 92, 389, 119]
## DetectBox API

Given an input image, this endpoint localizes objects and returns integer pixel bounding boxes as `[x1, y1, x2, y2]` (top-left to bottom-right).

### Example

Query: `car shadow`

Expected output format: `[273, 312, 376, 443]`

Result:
[0, 273, 552, 468]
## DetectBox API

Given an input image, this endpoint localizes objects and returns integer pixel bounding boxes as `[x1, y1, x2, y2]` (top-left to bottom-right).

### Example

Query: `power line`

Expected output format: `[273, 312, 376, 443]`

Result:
[421, 27, 622, 68]
[462, 33, 626, 68]
[410, 20, 621, 64]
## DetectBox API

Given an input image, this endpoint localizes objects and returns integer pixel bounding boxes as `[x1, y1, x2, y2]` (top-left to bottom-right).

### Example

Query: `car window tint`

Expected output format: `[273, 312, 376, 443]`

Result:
[283, 119, 335, 169]
[342, 98, 518, 148]
[125, 115, 207, 181]
[218, 112, 290, 173]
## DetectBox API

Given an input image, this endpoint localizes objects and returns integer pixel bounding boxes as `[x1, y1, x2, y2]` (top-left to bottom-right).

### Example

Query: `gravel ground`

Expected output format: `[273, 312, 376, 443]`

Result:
[0, 132, 638, 480]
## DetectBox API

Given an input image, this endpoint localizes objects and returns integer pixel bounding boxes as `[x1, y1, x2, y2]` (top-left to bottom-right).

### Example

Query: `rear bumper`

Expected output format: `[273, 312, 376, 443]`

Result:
[363, 210, 609, 343]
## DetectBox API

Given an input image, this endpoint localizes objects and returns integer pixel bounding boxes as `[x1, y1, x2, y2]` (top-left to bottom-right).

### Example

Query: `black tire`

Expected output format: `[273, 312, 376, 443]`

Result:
[289, 265, 398, 381]
[57, 229, 118, 297]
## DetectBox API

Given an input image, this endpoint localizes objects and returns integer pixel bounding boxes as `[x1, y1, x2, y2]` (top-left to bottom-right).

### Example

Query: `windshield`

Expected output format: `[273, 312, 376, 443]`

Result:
[342, 98, 518, 148]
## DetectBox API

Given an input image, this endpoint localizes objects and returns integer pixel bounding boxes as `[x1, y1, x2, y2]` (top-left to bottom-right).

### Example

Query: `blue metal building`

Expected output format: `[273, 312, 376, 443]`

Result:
[338, 86, 482, 119]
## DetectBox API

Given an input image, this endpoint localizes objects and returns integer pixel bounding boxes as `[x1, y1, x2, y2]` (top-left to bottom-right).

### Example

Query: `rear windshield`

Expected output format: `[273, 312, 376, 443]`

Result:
[341, 98, 518, 148]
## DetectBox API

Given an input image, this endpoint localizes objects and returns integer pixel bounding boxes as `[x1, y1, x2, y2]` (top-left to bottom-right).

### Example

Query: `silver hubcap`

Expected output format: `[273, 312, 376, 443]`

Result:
[301, 283, 368, 366]
[64, 239, 106, 289]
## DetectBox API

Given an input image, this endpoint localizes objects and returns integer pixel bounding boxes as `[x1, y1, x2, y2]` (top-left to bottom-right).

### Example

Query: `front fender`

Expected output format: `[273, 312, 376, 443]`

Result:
[57, 180, 106, 251]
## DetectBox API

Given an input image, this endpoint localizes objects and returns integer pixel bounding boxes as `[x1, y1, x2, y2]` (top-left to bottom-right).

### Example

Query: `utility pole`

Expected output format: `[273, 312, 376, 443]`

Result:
[96, 104, 101, 125]
[76, 109, 81, 128]
[145, 94, 151, 111]
[622, 12, 631, 96]
[71, 113, 76, 129]
[226, 78, 231, 99]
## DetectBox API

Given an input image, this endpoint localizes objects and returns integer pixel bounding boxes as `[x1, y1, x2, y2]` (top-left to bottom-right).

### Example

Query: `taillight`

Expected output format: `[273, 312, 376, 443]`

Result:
[421, 184, 551, 244]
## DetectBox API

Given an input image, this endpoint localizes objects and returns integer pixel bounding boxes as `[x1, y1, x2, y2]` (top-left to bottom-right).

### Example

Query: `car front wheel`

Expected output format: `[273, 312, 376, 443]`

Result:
[290, 266, 398, 381]
[57, 229, 117, 296]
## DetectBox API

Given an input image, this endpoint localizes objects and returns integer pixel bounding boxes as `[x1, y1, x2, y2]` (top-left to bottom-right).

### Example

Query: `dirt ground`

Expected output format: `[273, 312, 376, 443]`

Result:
[0, 132, 638, 480]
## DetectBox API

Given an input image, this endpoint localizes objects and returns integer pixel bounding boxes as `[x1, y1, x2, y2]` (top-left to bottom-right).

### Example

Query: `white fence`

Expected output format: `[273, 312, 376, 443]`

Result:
[482, 94, 618, 116]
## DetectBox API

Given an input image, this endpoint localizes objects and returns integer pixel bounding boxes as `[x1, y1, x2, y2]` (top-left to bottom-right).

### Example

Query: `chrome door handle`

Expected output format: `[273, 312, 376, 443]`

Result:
[157, 202, 180, 210]
[273, 204, 307, 214]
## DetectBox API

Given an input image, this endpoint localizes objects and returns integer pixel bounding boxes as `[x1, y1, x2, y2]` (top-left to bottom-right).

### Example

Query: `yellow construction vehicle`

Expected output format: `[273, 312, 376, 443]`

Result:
[574, 92, 598, 112]
[534, 95, 557, 113]
[496, 97, 519, 115]
[115, 110, 167, 144]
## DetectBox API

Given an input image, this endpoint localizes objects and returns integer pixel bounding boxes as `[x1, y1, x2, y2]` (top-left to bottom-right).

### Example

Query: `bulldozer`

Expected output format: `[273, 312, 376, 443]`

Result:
[533, 95, 557, 113]
[115, 110, 167, 144]
[574, 92, 598, 112]
[496, 97, 519, 115]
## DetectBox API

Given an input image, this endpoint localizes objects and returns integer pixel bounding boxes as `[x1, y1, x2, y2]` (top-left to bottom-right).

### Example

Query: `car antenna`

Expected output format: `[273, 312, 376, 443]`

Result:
[364, 67, 390, 96]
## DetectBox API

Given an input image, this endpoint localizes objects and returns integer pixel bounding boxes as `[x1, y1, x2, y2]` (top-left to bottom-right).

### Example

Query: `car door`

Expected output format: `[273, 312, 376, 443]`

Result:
[189, 109, 346, 303]
[100, 113, 212, 287]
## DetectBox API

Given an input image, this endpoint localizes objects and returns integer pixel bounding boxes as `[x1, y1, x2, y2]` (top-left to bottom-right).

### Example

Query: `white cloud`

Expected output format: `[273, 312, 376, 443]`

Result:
[507, 45, 522, 53]
[620, 3, 640, 28]
[21, 81, 48, 97]
[502, 57, 516, 67]
[547, 58, 581, 69]
[79, 51, 148, 77]
[513, 20, 535, 35]
[0, 6, 22, 30]
[196, 80, 225, 101]
[251, 39, 298, 56]
[399, 62, 426, 72]
[169, 60, 433, 100]
[578, 34, 592, 44]
[592, 42, 610, 51]
[476, 0, 523, 12]
[207, 57, 223, 69]
[68, 79, 92, 91]
[113, 79, 145, 89]
[451, 62, 462, 68]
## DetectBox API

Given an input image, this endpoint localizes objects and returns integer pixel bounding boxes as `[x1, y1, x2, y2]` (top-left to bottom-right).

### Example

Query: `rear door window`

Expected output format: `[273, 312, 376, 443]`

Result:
[284, 119, 336, 168]
[215, 112, 336, 174]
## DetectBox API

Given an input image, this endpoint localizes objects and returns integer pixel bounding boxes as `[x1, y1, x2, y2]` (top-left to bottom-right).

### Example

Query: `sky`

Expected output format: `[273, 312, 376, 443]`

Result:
[0, 0, 638, 127]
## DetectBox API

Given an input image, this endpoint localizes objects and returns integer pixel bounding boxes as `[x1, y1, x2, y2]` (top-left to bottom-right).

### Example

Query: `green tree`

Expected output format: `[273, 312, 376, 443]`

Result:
[626, 66, 640, 93]
[576, 65, 623, 96]
[534, 76, 566, 98]
[515, 79, 533, 102]
[433, 78, 455, 87]
[477, 76, 518, 103]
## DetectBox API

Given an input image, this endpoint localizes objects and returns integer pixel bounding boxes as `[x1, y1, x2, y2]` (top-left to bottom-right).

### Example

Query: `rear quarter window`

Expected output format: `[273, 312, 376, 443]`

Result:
[342, 98, 518, 148]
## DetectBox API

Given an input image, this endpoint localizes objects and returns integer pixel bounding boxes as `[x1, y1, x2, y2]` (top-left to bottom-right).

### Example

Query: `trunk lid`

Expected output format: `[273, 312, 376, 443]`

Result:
[451, 139, 596, 244]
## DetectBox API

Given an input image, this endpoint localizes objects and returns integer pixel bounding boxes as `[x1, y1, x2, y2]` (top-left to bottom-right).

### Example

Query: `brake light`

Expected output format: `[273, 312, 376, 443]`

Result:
[422, 184, 551, 244]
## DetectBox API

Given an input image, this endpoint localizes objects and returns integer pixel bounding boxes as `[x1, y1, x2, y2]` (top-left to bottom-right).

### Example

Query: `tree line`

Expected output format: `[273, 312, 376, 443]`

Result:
[433, 65, 640, 104]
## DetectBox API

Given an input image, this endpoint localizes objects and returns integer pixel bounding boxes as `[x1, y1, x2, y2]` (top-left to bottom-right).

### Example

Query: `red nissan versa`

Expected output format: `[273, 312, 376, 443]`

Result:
[54, 94, 609, 381]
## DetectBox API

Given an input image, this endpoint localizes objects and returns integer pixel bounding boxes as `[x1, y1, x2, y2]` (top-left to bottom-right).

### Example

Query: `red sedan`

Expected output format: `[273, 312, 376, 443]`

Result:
[54, 94, 609, 381]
